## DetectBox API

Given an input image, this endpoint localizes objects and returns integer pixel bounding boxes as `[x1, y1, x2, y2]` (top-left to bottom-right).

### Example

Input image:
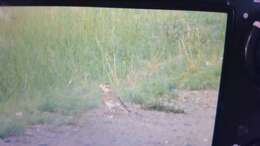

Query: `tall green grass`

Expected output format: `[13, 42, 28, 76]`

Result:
[0, 7, 226, 137]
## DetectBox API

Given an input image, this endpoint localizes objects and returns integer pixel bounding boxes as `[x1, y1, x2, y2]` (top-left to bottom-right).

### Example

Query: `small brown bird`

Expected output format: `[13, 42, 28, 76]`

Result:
[99, 83, 131, 113]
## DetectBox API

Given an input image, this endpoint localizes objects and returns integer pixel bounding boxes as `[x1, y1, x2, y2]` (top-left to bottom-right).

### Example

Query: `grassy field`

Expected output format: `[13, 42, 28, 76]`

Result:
[0, 7, 226, 138]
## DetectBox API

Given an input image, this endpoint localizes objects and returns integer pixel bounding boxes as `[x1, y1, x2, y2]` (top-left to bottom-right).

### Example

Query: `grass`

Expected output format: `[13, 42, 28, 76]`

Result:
[0, 116, 25, 138]
[0, 7, 226, 138]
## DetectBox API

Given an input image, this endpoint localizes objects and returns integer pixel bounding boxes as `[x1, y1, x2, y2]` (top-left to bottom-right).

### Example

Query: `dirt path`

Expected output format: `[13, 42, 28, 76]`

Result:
[0, 90, 218, 146]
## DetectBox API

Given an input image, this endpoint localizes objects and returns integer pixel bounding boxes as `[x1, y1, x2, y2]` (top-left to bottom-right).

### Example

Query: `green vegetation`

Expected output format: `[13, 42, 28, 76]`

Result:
[144, 102, 185, 114]
[0, 116, 25, 138]
[0, 7, 226, 138]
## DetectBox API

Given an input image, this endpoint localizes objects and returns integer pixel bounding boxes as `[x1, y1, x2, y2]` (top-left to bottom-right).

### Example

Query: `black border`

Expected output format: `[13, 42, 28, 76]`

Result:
[212, 10, 234, 146]
[0, 0, 230, 12]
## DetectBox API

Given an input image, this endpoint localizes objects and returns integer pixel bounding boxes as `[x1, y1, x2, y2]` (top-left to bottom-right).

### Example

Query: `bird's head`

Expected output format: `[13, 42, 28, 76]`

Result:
[99, 83, 112, 93]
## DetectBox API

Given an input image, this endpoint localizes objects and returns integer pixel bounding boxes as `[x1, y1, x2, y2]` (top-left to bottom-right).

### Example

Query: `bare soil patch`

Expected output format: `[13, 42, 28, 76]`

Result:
[1, 90, 218, 146]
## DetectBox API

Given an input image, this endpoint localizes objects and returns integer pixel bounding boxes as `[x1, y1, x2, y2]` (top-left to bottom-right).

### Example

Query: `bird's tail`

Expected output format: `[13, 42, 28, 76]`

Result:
[118, 98, 131, 113]
[119, 97, 143, 117]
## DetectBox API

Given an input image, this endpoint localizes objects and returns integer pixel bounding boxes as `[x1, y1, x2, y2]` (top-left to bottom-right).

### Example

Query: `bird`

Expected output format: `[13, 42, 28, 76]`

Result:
[99, 83, 131, 113]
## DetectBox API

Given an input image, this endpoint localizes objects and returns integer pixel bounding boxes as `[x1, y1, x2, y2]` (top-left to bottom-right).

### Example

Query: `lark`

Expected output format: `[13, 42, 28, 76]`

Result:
[99, 83, 131, 113]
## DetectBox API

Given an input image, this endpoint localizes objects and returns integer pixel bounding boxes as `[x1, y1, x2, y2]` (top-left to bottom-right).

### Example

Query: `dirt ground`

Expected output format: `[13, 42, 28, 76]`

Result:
[0, 90, 218, 146]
